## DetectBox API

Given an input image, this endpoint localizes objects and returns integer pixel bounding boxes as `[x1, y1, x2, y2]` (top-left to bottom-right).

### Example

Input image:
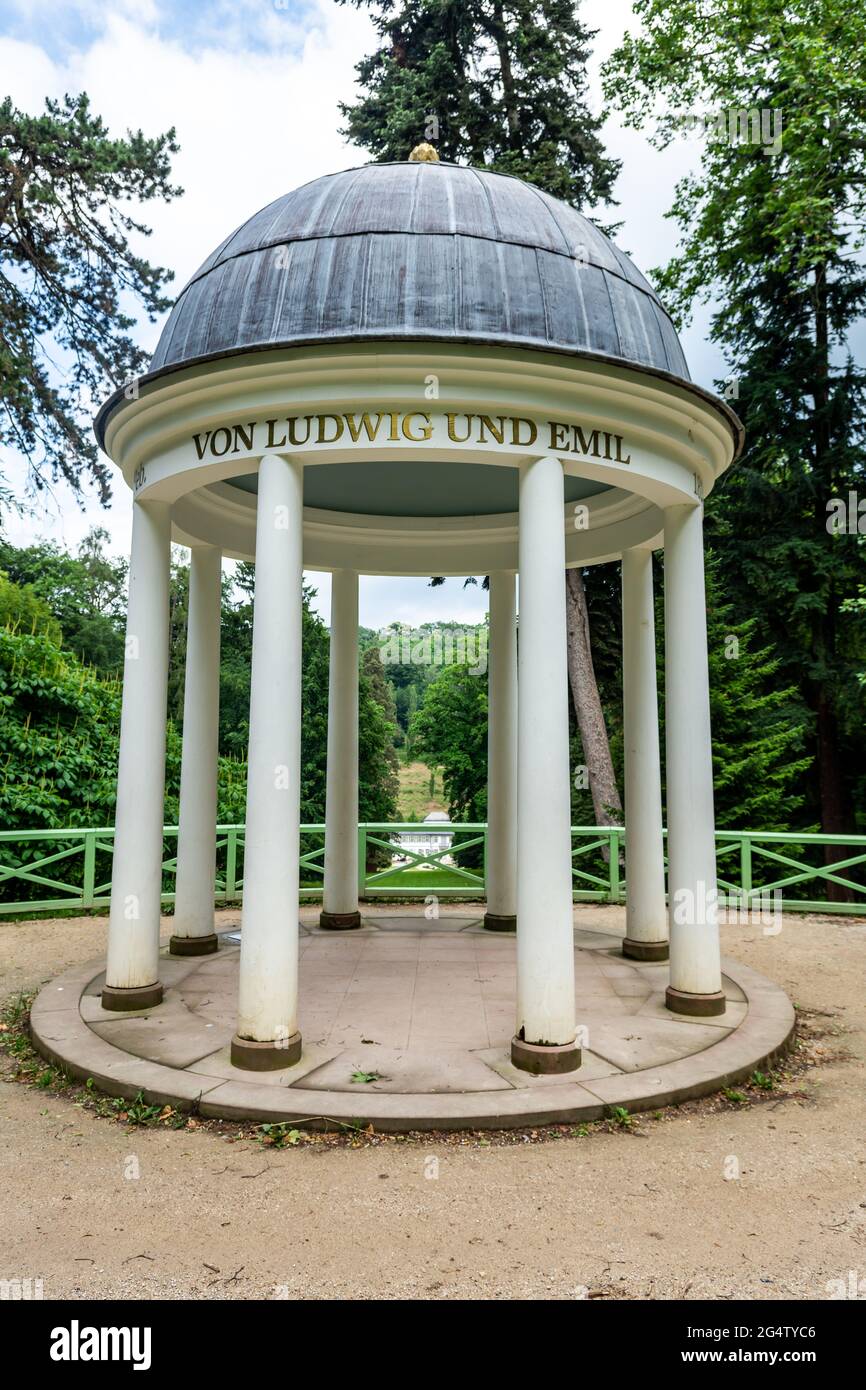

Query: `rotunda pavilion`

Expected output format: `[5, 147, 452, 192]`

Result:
[91, 151, 743, 1079]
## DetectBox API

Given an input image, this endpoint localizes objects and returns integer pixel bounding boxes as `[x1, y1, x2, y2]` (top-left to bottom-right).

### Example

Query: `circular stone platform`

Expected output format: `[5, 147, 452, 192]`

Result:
[30, 919, 795, 1131]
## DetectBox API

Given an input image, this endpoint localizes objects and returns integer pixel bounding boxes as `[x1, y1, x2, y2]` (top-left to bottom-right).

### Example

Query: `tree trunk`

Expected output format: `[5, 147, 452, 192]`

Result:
[488, 3, 520, 145]
[814, 686, 854, 902]
[564, 568, 622, 825]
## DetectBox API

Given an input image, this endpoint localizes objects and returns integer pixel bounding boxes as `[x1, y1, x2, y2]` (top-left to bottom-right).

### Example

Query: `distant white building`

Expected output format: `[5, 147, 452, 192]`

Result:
[396, 811, 453, 862]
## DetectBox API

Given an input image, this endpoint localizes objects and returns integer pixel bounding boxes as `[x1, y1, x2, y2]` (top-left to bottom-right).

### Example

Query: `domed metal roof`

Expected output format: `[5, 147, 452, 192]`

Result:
[149, 161, 689, 381]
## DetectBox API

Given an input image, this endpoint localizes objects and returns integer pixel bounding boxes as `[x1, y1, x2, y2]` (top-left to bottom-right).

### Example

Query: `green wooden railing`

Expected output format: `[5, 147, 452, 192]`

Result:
[0, 823, 864, 916]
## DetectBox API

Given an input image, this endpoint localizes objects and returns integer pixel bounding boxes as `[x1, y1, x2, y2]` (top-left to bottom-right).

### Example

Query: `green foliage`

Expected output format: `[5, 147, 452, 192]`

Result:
[0, 529, 126, 672]
[0, 93, 181, 503]
[410, 662, 488, 823]
[0, 623, 122, 831]
[360, 646, 401, 825]
[703, 560, 812, 831]
[750, 1070, 777, 1092]
[606, 1105, 634, 1129]
[256, 1122, 303, 1147]
[654, 556, 811, 832]
[217, 562, 255, 756]
[300, 587, 330, 821]
[0, 569, 61, 644]
[365, 622, 490, 758]
[338, 0, 619, 212]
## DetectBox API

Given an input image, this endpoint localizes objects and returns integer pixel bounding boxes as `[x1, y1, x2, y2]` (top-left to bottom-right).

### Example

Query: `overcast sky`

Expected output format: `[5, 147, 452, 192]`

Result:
[0, 0, 725, 627]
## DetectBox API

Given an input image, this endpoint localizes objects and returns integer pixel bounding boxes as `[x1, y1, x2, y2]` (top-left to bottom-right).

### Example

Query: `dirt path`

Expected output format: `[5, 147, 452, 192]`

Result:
[1, 906, 864, 1301]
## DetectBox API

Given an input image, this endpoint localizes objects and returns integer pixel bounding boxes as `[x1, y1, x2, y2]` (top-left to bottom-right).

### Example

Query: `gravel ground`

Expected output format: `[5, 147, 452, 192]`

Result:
[1, 904, 864, 1301]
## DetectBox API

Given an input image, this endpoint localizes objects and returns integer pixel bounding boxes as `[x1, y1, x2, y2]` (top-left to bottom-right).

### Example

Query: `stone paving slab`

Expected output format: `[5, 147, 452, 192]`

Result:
[189, 1041, 344, 1087]
[634, 989, 749, 1028]
[29, 930, 796, 1131]
[298, 1045, 513, 1094]
[479, 1046, 622, 1088]
[90, 1010, 231, 1067]
[576, 1014, 731, 1073]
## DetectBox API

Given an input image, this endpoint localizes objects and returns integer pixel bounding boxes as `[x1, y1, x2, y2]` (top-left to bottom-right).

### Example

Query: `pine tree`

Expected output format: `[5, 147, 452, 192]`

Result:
[338, 0, 618, 211]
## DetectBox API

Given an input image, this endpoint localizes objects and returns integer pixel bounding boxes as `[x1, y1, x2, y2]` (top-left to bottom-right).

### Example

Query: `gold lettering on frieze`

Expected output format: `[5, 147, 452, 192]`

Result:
[189, 413, 631, 464]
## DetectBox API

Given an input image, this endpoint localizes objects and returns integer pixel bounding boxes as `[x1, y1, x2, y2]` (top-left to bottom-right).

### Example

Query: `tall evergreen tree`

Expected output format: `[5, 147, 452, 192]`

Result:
[606, 0, 866, 859]
[338, 0, 618, 209]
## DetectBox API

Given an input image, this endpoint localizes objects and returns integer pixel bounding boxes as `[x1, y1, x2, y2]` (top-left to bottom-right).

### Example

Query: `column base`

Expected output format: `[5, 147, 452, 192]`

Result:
[483, 912, 517, 932]
[169, 933, 219, 957]
[230, 1032, 303, 1071]
[623, 937, 669, 962]
[101, 981, 163, 1012]
[511, 1035, 581, 1075]
[319, 910, 362, 931]
[666, 986, 726, 1017]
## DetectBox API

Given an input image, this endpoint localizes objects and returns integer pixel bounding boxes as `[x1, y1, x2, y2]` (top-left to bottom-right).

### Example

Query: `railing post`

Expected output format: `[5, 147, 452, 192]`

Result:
[226, 827, 237, 901]
[357, 823, 367, 901]
[740, 835, 752, 908]
[82, 830, 96, 910]
[609, 829, 620, 902]
[482, 823, 489, 898]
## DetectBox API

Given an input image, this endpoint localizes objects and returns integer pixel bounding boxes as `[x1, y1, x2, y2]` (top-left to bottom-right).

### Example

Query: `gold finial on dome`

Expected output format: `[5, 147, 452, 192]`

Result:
[408, 142, 440, 163]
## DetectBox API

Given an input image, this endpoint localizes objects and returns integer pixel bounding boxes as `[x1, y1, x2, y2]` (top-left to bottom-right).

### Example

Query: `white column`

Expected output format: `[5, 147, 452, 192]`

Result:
[232, 453, 304, 1069]
[663, 502, 725, 1015]
[103, 499, 171, 1010]
[621, 548, 668, 960]
[514, 455, 580, 1073]
[484, 570, 517, 930]
[171, 544, 222, 956]
[321, 568, 361, 928]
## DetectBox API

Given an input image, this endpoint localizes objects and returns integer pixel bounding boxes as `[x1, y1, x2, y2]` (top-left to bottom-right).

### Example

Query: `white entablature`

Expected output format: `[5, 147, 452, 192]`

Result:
[98, 343, 740, 574]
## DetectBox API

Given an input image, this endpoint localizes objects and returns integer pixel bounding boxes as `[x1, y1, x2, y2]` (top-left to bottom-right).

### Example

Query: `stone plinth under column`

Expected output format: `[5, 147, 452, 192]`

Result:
[101, 982, 163, 1011]
[623, 937, 669, 962]
[665, 985, 726, 1017]
[169, 933, 219, 956]
[319, 910, 362, 930]
[483, 912, 517, 932]
[231, 1032, 303, 1070]
[511, 1035, 581, 1074]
